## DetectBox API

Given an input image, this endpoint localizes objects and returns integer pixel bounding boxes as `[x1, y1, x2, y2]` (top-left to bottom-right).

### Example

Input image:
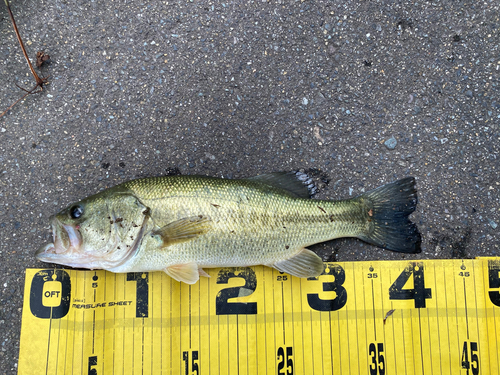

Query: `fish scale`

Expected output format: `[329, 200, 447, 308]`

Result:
[122, 176, 361, 265]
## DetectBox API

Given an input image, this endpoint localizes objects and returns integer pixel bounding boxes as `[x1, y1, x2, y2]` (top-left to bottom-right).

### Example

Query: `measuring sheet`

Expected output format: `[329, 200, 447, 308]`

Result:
[19, 258, 500, 374]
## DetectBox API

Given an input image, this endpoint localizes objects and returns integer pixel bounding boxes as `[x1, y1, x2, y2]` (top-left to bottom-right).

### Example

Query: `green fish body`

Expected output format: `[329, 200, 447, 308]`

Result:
[36, 172, 421, 284]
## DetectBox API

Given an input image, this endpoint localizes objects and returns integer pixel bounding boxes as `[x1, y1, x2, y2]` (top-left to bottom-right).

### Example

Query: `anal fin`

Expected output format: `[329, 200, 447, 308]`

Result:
[165, 262, 200, 284]
[198, 268, 210, 278]
[271, 248, 324, 278]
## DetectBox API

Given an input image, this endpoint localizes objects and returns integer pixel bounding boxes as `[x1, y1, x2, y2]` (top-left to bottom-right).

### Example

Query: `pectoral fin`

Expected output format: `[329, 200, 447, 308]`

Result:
[154, 215, 211, 247]
[165, 262, 200, 284]
[271, 248, 324, 278]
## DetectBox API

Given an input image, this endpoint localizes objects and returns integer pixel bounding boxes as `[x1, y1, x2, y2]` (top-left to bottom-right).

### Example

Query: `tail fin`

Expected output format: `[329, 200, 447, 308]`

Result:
[358, 177, 421, 253]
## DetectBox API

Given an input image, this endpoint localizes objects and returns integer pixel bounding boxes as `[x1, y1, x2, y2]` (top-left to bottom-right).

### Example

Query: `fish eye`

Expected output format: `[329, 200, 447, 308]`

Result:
[69, 205, 84, 219]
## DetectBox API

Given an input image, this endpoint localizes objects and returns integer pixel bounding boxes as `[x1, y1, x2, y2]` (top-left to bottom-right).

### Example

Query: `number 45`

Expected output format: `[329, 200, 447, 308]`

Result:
[461, 341, 479, 375]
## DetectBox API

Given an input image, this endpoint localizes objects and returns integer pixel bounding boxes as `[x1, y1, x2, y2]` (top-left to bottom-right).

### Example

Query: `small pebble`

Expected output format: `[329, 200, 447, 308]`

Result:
[384, 137, 397, 150]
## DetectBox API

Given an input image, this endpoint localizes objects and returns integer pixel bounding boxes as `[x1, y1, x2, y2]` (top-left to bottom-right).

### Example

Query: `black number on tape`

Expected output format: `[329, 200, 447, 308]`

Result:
[88, 356, 97, 375]
[488, 259, 500, 307]
[277, 346, 293, 375]
[183, 350, 199, 375]
[127, 272, 149, 318]
[369, 343, 385, 375]
[461, 341, 479, 375]
[216, 268, 257, 315]
[307, 264, 347, 312]
[29, 269, 71, 319]
[389, 262, 432, 308]
[277, 274, 288, 281]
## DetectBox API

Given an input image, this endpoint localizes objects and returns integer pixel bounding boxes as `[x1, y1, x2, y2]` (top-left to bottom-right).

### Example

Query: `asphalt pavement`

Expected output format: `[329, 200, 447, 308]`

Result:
[1, 0, 499, 372]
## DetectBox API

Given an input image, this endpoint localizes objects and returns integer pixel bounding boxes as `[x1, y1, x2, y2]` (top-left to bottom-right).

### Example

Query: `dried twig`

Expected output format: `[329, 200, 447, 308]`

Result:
[0, 0, 49, 119]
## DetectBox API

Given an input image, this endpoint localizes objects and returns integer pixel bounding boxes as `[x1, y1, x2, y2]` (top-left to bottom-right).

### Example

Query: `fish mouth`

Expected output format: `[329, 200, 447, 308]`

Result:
[36, 212, 148, 270]
[35, 217, 83, 264]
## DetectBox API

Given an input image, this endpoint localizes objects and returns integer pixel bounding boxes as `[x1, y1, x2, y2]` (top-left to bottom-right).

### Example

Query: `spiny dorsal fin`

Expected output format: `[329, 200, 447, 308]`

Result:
[244, 171, 318, 198]
[154, 215, 212, 247]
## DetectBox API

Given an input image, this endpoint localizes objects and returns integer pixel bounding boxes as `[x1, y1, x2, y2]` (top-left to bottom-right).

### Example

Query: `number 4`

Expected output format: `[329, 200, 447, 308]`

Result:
[389, 262, 432, 308]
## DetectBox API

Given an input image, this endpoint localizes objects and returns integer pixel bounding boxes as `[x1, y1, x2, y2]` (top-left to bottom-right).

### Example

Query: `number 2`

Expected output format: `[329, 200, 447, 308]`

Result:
[216, 268, 257, 315]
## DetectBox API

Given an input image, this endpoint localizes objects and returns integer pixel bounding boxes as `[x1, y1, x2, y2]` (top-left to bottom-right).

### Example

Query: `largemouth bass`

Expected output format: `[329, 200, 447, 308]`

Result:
[36, 172, 421, 284]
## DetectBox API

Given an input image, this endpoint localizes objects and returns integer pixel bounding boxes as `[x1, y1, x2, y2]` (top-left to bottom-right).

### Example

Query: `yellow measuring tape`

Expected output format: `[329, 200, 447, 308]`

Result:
[19, 258, 500, 374]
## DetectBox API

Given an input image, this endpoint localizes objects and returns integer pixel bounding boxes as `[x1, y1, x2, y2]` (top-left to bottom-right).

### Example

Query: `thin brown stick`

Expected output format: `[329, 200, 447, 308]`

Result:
[0, 86, 35, 119]
[1, 0, 49, 119]
[4, 0, 44, 86]
[14, 82, 43, 94]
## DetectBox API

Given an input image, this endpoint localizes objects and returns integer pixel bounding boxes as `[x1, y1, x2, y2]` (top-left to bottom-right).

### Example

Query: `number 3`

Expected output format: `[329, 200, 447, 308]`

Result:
[307, 264, 347, 312]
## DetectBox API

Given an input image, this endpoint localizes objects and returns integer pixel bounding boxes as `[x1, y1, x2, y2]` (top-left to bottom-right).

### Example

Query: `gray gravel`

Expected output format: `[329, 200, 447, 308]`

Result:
[1, 0, 499, 372]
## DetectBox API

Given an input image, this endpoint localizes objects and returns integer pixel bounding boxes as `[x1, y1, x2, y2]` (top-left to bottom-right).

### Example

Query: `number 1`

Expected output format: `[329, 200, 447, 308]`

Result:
[127, 272, 149, 318]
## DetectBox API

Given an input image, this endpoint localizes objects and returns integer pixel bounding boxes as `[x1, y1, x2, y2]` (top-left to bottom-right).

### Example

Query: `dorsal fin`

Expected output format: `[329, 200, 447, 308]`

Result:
[244, 171, 318, 198]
